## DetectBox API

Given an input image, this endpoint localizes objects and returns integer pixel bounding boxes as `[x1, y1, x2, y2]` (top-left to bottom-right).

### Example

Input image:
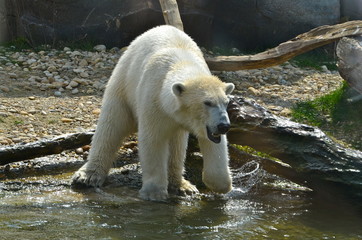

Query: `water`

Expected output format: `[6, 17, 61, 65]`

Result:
[1, 170, 361, 239]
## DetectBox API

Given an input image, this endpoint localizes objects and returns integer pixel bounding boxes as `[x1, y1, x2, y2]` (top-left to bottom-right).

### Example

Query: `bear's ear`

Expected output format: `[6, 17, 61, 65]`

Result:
[225, 83, 235, 95]
[172, 82, 186, 97]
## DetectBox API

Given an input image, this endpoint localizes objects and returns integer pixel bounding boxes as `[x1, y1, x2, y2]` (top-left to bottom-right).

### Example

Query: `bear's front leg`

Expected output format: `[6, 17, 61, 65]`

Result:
[138, 127, 170, 201]
[168, 130, 199, 196]
[198, 135, 233, 194]
[72, 97, 136, 187]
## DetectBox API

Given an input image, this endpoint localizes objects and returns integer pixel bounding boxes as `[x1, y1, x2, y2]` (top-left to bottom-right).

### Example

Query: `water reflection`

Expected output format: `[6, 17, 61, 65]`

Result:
[1, 174, 361, 239]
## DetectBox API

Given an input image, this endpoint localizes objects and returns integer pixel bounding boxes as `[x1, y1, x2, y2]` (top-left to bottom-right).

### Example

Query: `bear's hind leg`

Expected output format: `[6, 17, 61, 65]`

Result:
[72, 97, 136, 187]
[168, 130, 199, 196]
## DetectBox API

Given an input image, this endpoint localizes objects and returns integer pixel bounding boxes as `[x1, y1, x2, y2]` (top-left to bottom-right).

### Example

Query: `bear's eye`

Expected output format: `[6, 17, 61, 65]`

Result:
[204, 101, 213, 107]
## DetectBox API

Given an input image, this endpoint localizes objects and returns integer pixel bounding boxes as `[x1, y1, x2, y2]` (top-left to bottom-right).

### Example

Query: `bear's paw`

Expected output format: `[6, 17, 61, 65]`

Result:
[169, 179, 199, 196]
[139, 183, 168, 202]
[72, 165, 107, 188]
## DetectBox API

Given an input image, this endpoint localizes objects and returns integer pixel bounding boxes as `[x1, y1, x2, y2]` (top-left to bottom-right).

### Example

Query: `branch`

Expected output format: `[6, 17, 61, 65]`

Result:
[206, 21, 362, 71]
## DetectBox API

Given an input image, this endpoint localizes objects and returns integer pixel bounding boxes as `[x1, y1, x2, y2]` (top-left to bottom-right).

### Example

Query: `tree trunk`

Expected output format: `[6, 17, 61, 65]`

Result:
[159, 0, 184, 31]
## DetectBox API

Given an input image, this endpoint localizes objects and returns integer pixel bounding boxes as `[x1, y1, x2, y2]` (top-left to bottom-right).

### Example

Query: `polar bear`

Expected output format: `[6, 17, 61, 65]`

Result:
[72, 25, 235, 201]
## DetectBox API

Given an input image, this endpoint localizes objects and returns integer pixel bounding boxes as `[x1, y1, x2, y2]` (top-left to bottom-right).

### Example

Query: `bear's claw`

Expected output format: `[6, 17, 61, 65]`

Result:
[169, 179, 199, 196]
[71, 167, 107, 188]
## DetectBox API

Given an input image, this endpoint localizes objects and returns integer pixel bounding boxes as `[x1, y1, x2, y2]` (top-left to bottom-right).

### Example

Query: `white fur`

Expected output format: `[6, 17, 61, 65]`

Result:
[72, 25, 233, 201]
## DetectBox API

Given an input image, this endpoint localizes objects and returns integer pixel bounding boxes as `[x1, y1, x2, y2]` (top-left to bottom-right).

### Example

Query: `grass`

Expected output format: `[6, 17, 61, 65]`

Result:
[14, 120, 23, 125]
[291, 82, 347, 127]
[2, 37, 97, 52]
[291, 82, 362, 150]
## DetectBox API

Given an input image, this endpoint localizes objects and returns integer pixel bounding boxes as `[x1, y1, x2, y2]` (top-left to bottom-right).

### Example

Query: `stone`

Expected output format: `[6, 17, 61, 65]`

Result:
[61, 118, 73, 123]
[247, 86, 260, 96]
[92, 108, 101, 115]
[79, 72, 89, 78]
[75, 147, 84, 155]
[69, 80, 79, 88]
[71, 88, 79, 94]
[79, 59, 88, 67]
[54, 91, 62, 97]
[94, 45, 106, 52]
[0, 86, 10, 92]
[337, 36, 362, 93]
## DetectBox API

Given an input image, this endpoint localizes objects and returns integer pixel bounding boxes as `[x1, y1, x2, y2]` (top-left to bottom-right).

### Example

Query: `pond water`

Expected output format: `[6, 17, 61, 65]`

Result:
[1, 170, 361, 240]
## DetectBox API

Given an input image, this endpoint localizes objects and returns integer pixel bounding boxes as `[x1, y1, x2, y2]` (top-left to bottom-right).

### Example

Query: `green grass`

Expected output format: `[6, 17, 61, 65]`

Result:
[14, 120, 23, 125]
[291, 82, 362, 150]
[291, 82, 347, 126]
[2, 37, 97, 52]
[3, 37, 31, 51]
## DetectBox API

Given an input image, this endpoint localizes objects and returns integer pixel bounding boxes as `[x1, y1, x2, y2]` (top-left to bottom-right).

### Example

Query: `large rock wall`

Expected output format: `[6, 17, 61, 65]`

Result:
[341, 0, 362, 20]
[0, 0, 8, 43]
[5, 0, 341, 49]
[213, 0, 340, 49]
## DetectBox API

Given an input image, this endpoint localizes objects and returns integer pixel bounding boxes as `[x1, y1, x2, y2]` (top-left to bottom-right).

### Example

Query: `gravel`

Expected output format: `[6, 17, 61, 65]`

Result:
[0, 45, 344, 146]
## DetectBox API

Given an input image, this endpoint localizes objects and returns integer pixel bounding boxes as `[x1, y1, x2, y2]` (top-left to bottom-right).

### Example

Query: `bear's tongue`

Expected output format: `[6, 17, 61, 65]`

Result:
[206, 126, 221, 144]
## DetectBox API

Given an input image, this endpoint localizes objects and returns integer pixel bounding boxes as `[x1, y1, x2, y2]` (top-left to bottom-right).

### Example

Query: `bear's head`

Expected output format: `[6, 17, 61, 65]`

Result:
[172, 75, 234, 143]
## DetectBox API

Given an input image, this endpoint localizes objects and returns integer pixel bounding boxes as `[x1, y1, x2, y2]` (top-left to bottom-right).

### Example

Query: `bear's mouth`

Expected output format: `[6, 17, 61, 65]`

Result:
[206, 126, 221, 144]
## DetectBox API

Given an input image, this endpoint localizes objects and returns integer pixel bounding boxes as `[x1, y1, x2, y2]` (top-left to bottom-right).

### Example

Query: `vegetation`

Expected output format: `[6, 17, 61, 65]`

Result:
[291, 82, 347, 126]
[291, 82, 362, 150]
[2, 37, 97, 52]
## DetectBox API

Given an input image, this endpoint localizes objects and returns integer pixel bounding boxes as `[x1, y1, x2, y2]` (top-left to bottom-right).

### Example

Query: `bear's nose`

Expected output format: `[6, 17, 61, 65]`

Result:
[217, 123, 230, 134]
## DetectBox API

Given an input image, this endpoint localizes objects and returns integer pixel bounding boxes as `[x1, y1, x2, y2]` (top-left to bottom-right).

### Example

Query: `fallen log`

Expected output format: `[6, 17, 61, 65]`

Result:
[206, 20, 362, 71]
[227, 96, 362, 195]
[0, 131, 93, 165]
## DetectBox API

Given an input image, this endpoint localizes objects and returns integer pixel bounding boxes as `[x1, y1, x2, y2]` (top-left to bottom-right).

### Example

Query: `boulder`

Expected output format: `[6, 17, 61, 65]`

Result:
[337, 36, 362, 93]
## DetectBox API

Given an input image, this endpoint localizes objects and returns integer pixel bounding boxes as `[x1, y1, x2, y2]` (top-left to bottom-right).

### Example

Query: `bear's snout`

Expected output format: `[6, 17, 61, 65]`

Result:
[217, 123, 230, 134]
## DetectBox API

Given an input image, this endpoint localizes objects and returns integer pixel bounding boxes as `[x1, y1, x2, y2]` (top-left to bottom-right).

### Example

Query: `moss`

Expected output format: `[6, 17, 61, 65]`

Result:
[291, 82, 347, 127]
[231, 144, 283, 163]
[291, 82, 362, 150]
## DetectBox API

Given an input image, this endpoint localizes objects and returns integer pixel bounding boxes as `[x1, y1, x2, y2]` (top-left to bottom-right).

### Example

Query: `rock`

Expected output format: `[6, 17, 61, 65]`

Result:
[54, 91, 62, 97]
[79, 59, 88, 67]
[69, 80, 79, 88]
[92, 108, 101, 115]
[7, 0, 339, 49]
[75, 147, 84, 155]
[71, 88, 79, 94]
[94, 45, 106, 52]
[9, 73, 17, 79]
[337, 36, 362, 93]
[79, 72, 89, 78]
[0, 86, 10, 92]
[321, 65, 329, 72]
[214, 0, 340, 49]
[247, 87, 260, 96]
[61, 118, 73, 123]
